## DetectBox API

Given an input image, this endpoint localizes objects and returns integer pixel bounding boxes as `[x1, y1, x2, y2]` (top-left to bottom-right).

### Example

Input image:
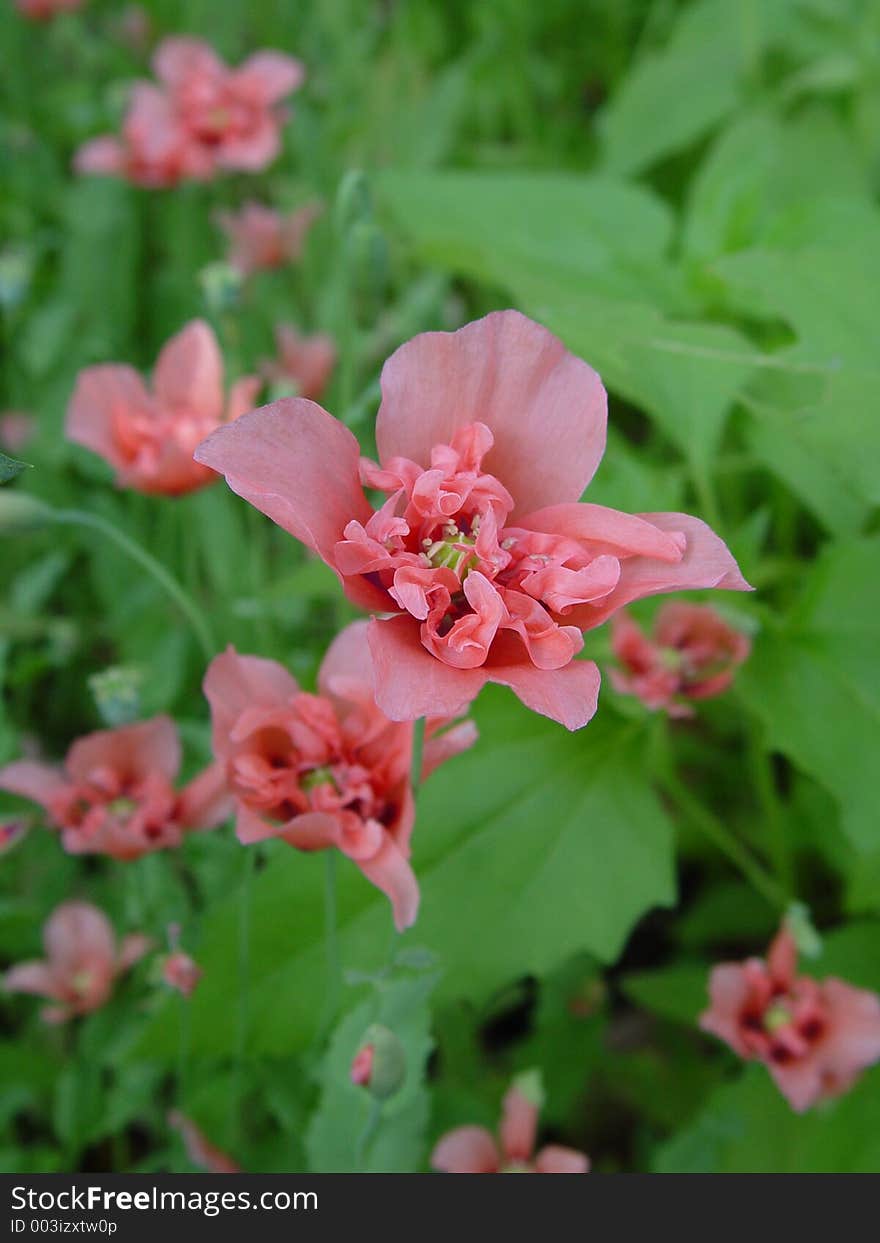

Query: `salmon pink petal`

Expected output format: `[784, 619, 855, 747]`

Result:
[367, 616, 488, 721]
[4, 962, 59, 1000]
[226, 375, 262, 423]
[153, 37, 224, 87]
[422, 719, 479, 780]
[117, 933, 153, 972]
[66, 364, 151, 471]
[216, 121, 281, 173]
[566, 512, 751, 631]
[316, 620, 374, 701]
[168, 1111, 240, 1175]
[153, 320, 224, 420]
[73, 136, 128, 177]
[235, 805, 285, 845]
[520, 555, 621, 614]
[767, 927, 798, 987]
[44, 902, 116, 975]
[0, 761, 67, 811]
[819, 980, 880, 1081]
[519, 503, 687, 562]
[236, 51, 305, 102]
[769, 1059, 824, 1113]
[432, 1126, 500, 1174]
[486, 655, 601, 732]
[354, 834, 419, 930]
[499, 1086, 539, 1162]
[699, 964, 753, 1056]
[204, 648, 299, 761]
[194, 399, 374, 578]
[534, 1145, 590, 1173]
[177, 763, 233, 830]
[280, 811, 340, 852]
[376, 310, 607, 518]
[66, 717, 181, 785]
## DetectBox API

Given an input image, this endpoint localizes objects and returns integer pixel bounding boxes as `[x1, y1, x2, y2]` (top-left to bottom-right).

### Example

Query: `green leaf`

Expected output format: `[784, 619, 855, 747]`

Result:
[739, 537, 880, 853]
[306, 970, 437, 1172]
[134, 691, 675, 1060]
[0, 452, 30, 484]
[655, 1063, 880, 1173]
[621, 963, 710, 1026]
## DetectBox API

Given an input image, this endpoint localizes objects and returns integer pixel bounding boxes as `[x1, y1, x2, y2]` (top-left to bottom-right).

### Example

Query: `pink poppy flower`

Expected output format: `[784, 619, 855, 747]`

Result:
[610, 602, 750, 716]
[168, 1112, 240, 1174]
[700, 925, 880, 1112]
[0, 411, 35, 455]
[3, 901, 150, 1024]
[432, 1078, 589, 1174]
[217, 200, 321, 276]
[16, 0, 84, 20]
[153, 37, 304, 175]
[162, 950, 202, 997]
[195, 311, 750, 729]
[203, 621, 476, 930]
[0, 716, 230, 861]
[260, 323, 336, 402]
[66, 320, 260, 496]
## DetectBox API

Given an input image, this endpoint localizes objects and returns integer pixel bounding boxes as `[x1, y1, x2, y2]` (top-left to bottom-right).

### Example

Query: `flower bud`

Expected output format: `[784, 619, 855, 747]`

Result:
[88, 665, 143, 728]
[350, 1024, 406, 1100]
[198, 261, 243, 314]
[785, 902, 823, 959]
[163, 951, 202, 998]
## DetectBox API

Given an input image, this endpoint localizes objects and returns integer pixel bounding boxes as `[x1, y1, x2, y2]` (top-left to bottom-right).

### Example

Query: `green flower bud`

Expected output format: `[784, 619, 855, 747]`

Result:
[351, 1024, 406, 1100]
[89, 666, 143, 728]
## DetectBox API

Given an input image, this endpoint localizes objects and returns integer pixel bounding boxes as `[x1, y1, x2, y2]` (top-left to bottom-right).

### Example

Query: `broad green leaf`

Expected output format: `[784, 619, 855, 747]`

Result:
[655, 1062, 880, 1173]
[306, 970, 437, 1172]
[714, 239, 880, 521]
[621, 963, 709, 1026]
[739, 537, 880, 852]
[376, 168, 680, 306]
[134, 692, 675, 1060]
[597, 0, 796, 174]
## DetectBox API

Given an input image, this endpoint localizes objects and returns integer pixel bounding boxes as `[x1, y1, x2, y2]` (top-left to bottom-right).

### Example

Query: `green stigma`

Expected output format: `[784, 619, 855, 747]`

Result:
[302, 765, 338, 793]
[764, 1002, 792, 1033]
[422, 519, 480, 578]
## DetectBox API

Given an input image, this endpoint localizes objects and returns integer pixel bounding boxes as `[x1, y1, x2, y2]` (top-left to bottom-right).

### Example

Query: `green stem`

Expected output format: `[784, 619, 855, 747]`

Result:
[745, 724, 794, 898]
[355, 1097, 383, 1170]
[231, 847, 256, 1143]
[51, 508, 215, 662]
[319, 851, 341, 1036]
[657, 761, 787, 911]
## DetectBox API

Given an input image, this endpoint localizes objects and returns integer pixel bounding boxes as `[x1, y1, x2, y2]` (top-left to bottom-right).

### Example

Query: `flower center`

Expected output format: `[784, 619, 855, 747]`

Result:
[107, 796, 137, 817]
[301, 765, 339, 793]
[763, 1002, 792, 1033]
[421, 518, 480, 580]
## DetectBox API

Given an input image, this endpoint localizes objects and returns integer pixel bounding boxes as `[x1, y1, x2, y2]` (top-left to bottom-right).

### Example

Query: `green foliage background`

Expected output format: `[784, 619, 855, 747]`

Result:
[1, 0, 879, 1173]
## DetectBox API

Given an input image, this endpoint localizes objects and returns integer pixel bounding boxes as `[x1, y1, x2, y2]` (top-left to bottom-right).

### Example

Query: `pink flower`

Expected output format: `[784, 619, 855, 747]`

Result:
[0, 411, 35, 455]
[75, 37, 304, 186]
[16, 0, 84, 20]
[700, 925, 880, 1112]
[610, 602, 750, 716]
[195, 311, 750, 730]
[3, 901, 150, 1023]
[260, 323, 336, 401]
[66, 320, 260, 496]
[203, 621, 476, 930]
[162, 950, 202, 997]
[217, 201, 321, 276]
[432, 1077, 589, 1174]
[0, 716, 230, 861]
[168, 1112, 240, 1174]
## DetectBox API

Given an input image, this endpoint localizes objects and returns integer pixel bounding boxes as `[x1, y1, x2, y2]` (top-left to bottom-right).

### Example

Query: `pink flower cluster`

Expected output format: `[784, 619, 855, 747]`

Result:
[196, 311, 750, 730]
[217, 201, 322, 277]
[701, 925, 880, 1111]
[611, 602, 750, 716]
[75, 37, 304, 186]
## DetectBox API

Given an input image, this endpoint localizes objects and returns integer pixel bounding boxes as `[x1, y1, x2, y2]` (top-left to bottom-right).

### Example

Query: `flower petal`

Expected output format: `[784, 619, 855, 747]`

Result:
[66, 364, 151, 471]
[487, 655, 601, 731]
[377, 310, 607, 517]
[431, 1126, 500, 1174]
[356, 835, 420, 931]
[236, 51, 305, 102]
[367, 616, 488, 722]
[44, 902, 116, 976]
[534, 1145, 590, 1173]
[0, 761, 67, 811]
[177, 763, 233, 830]
[203, 647, 299, 763]
[66, 717, 181, 785]
[4, 961, 59, 1000]
[117, 933, 153, 972]
[499, 1086, 539, 1163]
[193, 400, 377, 585]
[153, 320, 224, 420]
